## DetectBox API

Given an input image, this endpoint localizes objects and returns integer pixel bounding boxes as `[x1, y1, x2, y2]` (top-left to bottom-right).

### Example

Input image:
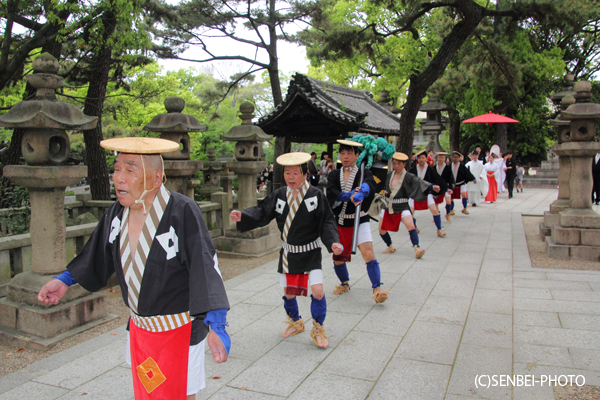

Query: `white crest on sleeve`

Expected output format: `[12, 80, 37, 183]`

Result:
[275, 198, 286, 214]
[156, 226, 179, 260]
[305, 196, 318, 212]
[109, 216, 120, 244]
[213, 253, 222, 278]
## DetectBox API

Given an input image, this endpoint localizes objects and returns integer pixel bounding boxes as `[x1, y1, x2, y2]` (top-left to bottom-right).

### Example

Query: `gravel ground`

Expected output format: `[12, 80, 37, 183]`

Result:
[0, 250, 279, 379]
[523, 216, 600, 271]
[554, 384, 600, 399]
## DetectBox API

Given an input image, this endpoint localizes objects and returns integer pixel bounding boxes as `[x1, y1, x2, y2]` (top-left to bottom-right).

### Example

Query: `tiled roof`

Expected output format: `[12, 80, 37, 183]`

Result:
[258, 74, 401, 139]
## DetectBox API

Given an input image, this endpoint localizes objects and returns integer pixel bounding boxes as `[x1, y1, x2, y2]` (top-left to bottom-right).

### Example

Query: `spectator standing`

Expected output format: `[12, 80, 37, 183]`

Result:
[307, 152, 319, 186]
[515, 164, 524, 193]
[505, 151, 516, 198]
[593, 151, 600, 204]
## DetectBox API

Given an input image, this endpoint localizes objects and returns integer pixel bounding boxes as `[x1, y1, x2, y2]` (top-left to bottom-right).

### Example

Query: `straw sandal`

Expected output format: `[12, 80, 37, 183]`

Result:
[382, 245, 396, 254]
[282, 317, 305, 337]
[462, 209, 469, 215]
[310, 322, 328, 348]
[333, 283, 350, 295]
[372, 287, 389, 304]
[449, 210, 456, 216]
[437, 229, 447, 237]
[414, 245, 425, 259]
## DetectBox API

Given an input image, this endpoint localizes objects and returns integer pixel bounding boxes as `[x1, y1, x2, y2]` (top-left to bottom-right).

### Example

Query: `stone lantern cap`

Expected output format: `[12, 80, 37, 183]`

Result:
[143, 96, 207, 133]
[0, 53, 98, 130]
[551, 73, 576, 103]
[222, 102, 272, 142]
[552, 96, 575, 126]
[561, 81, 600, 120]
[419, 97, 450, 112]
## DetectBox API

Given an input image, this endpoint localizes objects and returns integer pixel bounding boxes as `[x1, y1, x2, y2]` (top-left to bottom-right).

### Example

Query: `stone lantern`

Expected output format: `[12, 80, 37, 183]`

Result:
[198, 147, 224, 198]
[214, 102, 281, 257]
[0, 53, 112, 348]
[544, 81, 600, 260]
[221, 102, 272, 210]
[143, 96, 206, 198]
[420, 97, 449, 153]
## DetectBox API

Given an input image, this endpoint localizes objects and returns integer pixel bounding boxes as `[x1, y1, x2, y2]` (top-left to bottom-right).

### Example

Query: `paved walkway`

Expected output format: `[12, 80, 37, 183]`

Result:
[2, 188, 600, 400]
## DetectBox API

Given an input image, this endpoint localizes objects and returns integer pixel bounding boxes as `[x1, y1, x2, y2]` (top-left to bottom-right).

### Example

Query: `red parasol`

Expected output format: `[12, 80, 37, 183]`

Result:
[462, 111, 519, 126]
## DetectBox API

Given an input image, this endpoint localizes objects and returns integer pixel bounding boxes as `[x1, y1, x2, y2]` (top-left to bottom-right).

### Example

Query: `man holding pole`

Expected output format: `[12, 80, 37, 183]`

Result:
[326, 139, 388, 304]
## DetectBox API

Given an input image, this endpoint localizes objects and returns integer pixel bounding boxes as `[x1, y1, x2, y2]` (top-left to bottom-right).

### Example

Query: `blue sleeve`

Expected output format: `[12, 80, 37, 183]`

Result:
[204, 309, 231, 355]
[52, 270, 77, 287]
[336, 191, 352, 202]
[352, 182, 371, 203]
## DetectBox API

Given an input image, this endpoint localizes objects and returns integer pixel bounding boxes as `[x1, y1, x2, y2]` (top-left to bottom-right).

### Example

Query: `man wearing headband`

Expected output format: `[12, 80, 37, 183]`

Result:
[326, 140, 388, 304]
[38, 137, 230, 400]
[378, 152, 437, 258]
[434, 151, 455, 223]
[449, 151, 475, 215]
[231, 152, 342, 348]
[408, 149, 448, 237]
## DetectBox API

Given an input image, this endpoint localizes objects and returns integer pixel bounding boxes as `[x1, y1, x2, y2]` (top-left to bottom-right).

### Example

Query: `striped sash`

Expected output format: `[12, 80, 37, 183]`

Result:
[130, 310, 192, 333]
[281, 181, 309, 273]
[338, 165, 358, 225]
[120, 185, 170, 314]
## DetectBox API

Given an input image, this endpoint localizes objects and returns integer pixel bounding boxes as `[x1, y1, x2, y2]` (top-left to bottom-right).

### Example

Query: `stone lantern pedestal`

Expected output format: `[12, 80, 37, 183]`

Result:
[199, 148, 224, 198]
[213, 102, 281, 257]
[543, 81, 600, 260]
[0, 54, 114, 349]
[420, 97, 449, 153]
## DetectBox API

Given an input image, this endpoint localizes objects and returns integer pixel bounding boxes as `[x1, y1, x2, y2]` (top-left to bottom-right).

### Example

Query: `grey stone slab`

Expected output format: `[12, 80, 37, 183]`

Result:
[369, 358, 451, 400]
[559, 313, 600, 331]
[470, 289, 512, 315]
[485, 240, 513, 250]
[514, 298, 600, 315]
[228, 272, 280, 292]
[590, 281, 600, 292]
[551, 289, 600, 302]
[513, 271, 547, 281]
[514, 310, 561, 328]
[441, 263, 482, 280]
[462, 312, 512, 349]
[476, 272, 512, 291]
[398, 266, 443, 285]
[206, 386, 284, 399]
[229, 341, 329, 397]
[396, 321, 464, 365]
[514, 278, 592, 291]
[514, 288, 552, 300]
[480, 259, 513, 273]
[431, 277, 477, 299]
[287, 371, 373, 400]
[354, 302, 420, 337]
[225, 289, 260, 307]
[326, 288, 376, 315]
[450, 252, 485, 264]
[513, 384, 555, 400]
[447, 343, 512, 400]
[228, 319, 285, 361]
[317, 330, 401, 381]
[197, 357, 255, 400]
[242, 284, 287, 307]
[33, 339, 127, 389]
[513, 362, 600, 386]
[546, 272, 600, 283]
[569, 348, 600, 373]
[386, 280, 434, 307]
[513, 343, 573, 368]
[514, 325, 600, 350]
[226, 303, 277, 335]
[0, 382, 68, 400]
[444, 395, 493, 400]
[416, 295, 471, 325]
[352, 271, 403, 291]
[52, 366, 133, 400]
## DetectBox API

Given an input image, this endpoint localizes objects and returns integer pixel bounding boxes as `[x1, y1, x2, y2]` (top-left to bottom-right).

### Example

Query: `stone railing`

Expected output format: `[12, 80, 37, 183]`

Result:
[0, 191, 231, 297]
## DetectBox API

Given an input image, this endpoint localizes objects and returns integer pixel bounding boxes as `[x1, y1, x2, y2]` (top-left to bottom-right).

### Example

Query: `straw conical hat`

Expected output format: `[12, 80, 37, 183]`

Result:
[100, 137, 180, 154]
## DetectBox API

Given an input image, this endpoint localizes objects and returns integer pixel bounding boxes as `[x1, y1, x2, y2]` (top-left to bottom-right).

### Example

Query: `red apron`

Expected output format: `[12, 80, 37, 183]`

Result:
[434, 194, 445, 204]
[130, 318, 191, 399]
[485, 172, 498, 202]
[381, 210, 402, 232]
[451, 186, 468, 200]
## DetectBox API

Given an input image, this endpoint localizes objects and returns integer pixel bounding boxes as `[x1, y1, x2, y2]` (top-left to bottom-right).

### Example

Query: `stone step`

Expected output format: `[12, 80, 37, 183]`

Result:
[536, 170, 559, 179]
[545, 236, 569, 259]
[539, 222, 551, 240]
[545, 236, 600, 261]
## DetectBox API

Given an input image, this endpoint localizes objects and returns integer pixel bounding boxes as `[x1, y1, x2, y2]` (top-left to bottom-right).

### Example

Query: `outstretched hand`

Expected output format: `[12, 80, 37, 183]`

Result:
[230, 210, 241, 222]
[37, 280, 69, 305]
[432, 185, 440, 193]
[207, 330, 228, 363]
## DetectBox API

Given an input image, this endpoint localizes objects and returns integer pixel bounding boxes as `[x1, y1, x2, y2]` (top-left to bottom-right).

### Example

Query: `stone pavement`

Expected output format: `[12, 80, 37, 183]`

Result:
[2, 188, 600, 400]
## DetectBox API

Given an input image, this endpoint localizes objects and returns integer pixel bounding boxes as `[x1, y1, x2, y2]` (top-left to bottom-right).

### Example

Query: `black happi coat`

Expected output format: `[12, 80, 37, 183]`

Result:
[408, 164, 447, 195]
[451, 162, 476, 186]
[67, 190, 230, 345]
[238, 185, 338, 274]
[435, 163, 456, 191]
[385, 171, 430, 213]
[326, 167, 376, 227]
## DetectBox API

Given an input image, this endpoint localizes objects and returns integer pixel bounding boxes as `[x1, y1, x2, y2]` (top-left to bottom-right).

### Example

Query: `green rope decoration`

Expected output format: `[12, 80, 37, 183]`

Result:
[348, 134, 395, 169]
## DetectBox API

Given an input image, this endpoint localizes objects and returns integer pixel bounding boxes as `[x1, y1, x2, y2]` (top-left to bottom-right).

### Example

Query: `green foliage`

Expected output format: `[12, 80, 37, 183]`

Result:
[0, 185, 31, 236]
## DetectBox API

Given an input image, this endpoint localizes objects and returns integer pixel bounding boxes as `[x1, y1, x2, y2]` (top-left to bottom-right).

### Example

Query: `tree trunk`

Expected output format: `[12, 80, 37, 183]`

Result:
[448, 110, 461, 154]
[396, 0, 486, 155]
[496, 123, 508, 154]
[82, 10, 117, 200]
[266, 0, 287, 190]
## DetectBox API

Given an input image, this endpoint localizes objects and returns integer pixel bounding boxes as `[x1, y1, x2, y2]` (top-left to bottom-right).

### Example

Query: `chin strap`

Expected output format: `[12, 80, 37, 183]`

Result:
[132, 154, 164, 215]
